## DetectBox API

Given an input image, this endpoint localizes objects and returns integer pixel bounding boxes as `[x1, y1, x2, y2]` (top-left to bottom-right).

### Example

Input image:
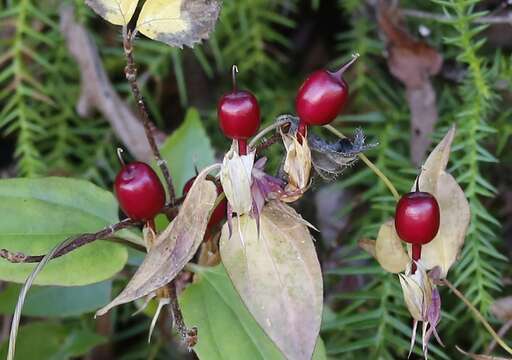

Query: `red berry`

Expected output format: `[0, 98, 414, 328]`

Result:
[114, 162, 165, 221]
[218, 66, 260, 155]
[394, 191, 440, 246]
[296, 69, 349, 127]
[218, 90, 260, 140]
[183, 177, 227, 233]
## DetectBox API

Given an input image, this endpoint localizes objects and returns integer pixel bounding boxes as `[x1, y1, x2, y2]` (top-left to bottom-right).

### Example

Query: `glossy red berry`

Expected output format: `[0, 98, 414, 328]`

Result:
[296, 70, 349, 127]
[295, 55, 359, 139]
[218, 65, 260, 155]
[394, 191, 440, 246]
[183, 177, 227, 234]
[114, 162, 165, 221]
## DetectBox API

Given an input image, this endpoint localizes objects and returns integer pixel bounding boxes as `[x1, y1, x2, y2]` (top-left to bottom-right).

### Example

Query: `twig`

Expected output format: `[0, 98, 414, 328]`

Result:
[122, 29, 176, 203]
[401, 8, 512, 25]
[255, 132, 283, 153]
[168, 282, 197, 349]
[0, 218, 139, 264]
[59, 5, 166, 162]
[441, 278, 512, 356]
[248, 115, 293, 149]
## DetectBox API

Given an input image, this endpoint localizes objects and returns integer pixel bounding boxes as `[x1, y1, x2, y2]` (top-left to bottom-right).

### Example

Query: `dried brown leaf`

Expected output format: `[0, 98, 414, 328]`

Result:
[219, 201, 323, 360]
[378, 4, 443, 165]
[410, 127, 470, 277]
[375, 220, 409, 273]
[96, 164, 219, 316]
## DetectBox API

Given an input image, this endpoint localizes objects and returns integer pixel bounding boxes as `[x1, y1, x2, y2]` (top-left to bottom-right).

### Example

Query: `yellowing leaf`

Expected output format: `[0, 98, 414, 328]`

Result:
[375, 220, 409, 273]
[85, 0, 139, 25]
[96, 164, 219, 316]
[409, 126, 470, 277]
[136, 0, 221, 48]
[220, 201, 323, 360]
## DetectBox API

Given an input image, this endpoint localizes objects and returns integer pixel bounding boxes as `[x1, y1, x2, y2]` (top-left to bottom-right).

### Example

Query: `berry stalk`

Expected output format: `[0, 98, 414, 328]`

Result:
[238, 139, 248, 155]
[411, 244, 422, 274]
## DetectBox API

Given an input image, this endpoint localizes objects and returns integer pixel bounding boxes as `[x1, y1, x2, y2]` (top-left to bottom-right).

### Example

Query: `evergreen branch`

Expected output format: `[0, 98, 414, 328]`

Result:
[402, 8, 512, 25]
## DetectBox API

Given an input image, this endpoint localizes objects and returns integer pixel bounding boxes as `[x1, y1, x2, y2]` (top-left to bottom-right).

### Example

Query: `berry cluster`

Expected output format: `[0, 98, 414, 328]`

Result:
[112, 58, 358, 229]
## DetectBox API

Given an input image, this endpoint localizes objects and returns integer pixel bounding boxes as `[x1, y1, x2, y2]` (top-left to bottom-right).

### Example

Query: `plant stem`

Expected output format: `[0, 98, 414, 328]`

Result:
[324, 124, 400, 201]
[168, 282, 197, 348]
[248, 115, 293, 149]
[0, 218, 139, 263]
[411, 244, 421, 274]
[441, 278, 512, 356]
[238, 139, 247, 155]
[122, 29, 176, 203]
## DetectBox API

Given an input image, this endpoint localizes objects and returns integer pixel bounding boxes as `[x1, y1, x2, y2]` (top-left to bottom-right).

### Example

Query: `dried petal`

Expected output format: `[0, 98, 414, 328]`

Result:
[309, 128, 377, 181]
[281, 129, 312, 202]
[220, 142, 255, 215]
[398, 262, 432, 322]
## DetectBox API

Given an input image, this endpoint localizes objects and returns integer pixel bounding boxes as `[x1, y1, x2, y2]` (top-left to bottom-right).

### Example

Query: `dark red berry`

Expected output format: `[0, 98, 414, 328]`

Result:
[295, 55, 358, 139]
[394, 191, 440, 246]
[114, 162, 165, 221]
[218, 65, 260, 155]
[296, 70, 349, 127]
[183, 177, 227, 234]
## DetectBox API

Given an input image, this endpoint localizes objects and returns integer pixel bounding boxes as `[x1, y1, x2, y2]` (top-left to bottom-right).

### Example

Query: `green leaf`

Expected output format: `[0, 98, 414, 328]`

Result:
[158, 108, 216, 195]
[179, 264, 327, 360]
[0, 322, 106, 360]
[0, 177, 128, 286]
[0, 281, 111, 317]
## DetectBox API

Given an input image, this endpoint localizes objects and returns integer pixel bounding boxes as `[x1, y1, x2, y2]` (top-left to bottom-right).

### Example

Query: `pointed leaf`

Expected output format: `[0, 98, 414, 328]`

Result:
[411, 126, 471, 277]
[220, 201, 323, 360]
[136, 0, 222, 48]
[375, 220, 409, 273]
[96, 164, 219, 316]
[85, 0, 139, 25]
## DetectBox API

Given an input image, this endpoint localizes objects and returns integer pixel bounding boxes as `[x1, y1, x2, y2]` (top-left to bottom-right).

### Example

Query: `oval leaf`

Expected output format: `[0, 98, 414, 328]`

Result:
[136, 0, 222, 48]
[410, 126, 470, 277]
[375, 220, 409, 273]
[220, 201, 323, 360]
[96, 164, 219, 316]
[179, 264, 327, 360]
[0, 178, 127, 286]
[157, 108, 215, 194]
[0, 282, 111, 318]
[85, 0, 139, 25]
